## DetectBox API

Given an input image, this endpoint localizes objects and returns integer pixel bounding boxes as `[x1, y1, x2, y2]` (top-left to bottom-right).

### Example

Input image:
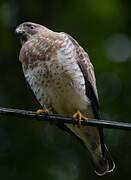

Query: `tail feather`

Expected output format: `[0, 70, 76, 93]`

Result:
[93, 145, 115, 176]
[59, 123, 115, 176]
[104, 145, 115, 173]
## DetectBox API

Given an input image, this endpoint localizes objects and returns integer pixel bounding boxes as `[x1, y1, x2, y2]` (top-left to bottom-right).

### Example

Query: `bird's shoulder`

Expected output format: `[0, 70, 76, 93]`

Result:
[60, 32, 98, 100]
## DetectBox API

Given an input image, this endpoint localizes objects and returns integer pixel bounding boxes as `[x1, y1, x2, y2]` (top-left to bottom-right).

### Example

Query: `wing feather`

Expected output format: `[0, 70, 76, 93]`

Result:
[62, 32, 98, 100]
[61, 32, 99, 116]
[61, 32, 105, 156]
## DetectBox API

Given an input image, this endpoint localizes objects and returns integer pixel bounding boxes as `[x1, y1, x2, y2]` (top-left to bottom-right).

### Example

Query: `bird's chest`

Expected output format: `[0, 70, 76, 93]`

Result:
[23, 59, 89, 115]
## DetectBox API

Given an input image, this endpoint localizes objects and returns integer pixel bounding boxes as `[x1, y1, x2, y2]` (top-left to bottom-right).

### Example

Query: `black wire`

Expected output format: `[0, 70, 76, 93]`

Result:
[0, 107, 131, 131]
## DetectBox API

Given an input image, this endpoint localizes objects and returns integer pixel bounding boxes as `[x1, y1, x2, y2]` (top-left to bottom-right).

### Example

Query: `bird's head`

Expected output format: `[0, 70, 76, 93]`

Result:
[15, 22, 48, 44]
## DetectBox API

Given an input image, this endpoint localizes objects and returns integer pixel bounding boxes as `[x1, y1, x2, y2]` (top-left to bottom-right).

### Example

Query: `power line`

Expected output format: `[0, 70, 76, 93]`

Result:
[0, 107, 131, 131]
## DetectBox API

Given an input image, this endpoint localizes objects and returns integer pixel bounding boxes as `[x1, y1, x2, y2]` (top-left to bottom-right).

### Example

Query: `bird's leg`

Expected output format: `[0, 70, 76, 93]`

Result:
[73, 110, 88, 127]
[36, 108, 49, 114]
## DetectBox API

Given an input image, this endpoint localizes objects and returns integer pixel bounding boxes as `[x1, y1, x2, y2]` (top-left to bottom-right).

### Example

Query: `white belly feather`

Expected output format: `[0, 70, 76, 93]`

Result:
[23, 55, 92, 116]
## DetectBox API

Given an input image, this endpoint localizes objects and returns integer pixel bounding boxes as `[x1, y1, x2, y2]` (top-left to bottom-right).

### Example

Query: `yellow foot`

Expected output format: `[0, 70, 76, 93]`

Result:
[36, 108, 49, 114]
[73, 110, 88, 127]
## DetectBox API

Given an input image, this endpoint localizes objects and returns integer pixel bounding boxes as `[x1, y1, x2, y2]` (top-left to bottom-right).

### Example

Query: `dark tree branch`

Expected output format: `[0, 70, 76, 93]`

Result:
[0, 107, 130, 131]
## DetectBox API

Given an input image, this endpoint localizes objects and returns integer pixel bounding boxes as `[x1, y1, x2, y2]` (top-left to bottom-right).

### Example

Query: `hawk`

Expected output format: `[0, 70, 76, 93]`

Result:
[15, 22, 115, 176]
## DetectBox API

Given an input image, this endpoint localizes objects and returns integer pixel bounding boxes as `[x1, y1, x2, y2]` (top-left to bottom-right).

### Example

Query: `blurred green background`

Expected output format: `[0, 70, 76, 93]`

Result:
[0, 0, 131, 179]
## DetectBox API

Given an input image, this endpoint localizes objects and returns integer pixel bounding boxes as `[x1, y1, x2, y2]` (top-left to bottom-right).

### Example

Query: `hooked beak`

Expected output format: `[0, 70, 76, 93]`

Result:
[15, 26, 28, 43]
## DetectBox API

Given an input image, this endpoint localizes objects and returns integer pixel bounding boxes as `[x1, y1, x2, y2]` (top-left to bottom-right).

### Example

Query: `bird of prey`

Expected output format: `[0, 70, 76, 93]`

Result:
[15, 22, 115, 176]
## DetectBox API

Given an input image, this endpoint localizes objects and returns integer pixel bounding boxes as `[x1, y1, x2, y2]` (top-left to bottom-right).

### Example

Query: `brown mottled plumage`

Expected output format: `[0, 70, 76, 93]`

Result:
[15, 22, 115, 176]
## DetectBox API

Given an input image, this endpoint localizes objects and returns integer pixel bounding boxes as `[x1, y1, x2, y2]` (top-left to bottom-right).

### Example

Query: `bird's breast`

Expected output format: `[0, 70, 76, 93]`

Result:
[23, 57, 91, 115]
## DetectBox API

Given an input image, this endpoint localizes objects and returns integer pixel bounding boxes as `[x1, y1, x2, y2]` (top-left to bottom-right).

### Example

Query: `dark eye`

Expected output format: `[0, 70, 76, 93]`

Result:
[30, 25, 34, 29]
[26, 24, 35, 29]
